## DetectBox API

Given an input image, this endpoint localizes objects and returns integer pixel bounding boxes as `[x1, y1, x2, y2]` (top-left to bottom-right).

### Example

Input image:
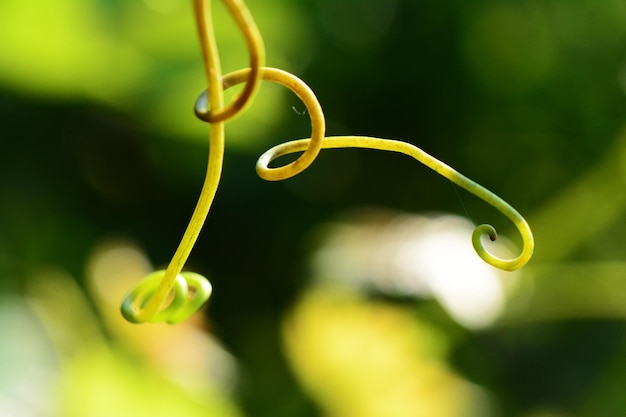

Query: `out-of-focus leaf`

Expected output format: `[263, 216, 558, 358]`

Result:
[283, 289, 491, 417]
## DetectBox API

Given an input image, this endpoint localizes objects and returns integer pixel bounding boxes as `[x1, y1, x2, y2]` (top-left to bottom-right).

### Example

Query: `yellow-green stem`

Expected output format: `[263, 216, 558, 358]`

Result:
[136, 0, 227, 321]
[257, 136, 534, 271]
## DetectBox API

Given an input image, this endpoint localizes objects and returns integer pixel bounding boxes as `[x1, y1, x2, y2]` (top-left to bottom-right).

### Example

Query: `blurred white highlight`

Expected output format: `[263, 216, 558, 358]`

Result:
[312, 212, 519, 329]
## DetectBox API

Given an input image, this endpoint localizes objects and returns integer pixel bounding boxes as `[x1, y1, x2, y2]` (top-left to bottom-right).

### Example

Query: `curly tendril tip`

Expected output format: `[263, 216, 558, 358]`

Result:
[121, 271, 212, 324]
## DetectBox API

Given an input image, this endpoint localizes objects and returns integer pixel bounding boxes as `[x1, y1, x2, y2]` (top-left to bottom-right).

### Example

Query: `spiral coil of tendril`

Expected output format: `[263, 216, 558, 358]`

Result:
[121, 0, 534, 325]
[121, 271, 212, 324]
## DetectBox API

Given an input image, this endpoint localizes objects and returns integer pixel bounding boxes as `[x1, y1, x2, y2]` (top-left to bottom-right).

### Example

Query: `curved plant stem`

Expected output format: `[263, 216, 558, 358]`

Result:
[258, 135, 533, 271]
[123, 0, 264, 323]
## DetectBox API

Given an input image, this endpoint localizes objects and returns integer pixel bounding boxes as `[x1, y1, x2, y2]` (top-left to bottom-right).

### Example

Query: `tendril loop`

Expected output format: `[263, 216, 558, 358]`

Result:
[193, 0, 264, 123]
[196, 67, 326, 181]
[121, 271, 212, 324]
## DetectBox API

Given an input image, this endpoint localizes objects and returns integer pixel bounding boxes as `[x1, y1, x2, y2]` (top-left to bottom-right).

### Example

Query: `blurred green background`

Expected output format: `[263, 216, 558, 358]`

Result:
[1, 0, 626, 416]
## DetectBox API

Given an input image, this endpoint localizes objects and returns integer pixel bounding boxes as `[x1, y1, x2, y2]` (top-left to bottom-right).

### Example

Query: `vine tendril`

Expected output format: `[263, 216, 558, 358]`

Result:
[121, 0, 263, 324]
[121, 0, 534, 324]
[121, 271, 212, 324]
[256, 135, 533, 271]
